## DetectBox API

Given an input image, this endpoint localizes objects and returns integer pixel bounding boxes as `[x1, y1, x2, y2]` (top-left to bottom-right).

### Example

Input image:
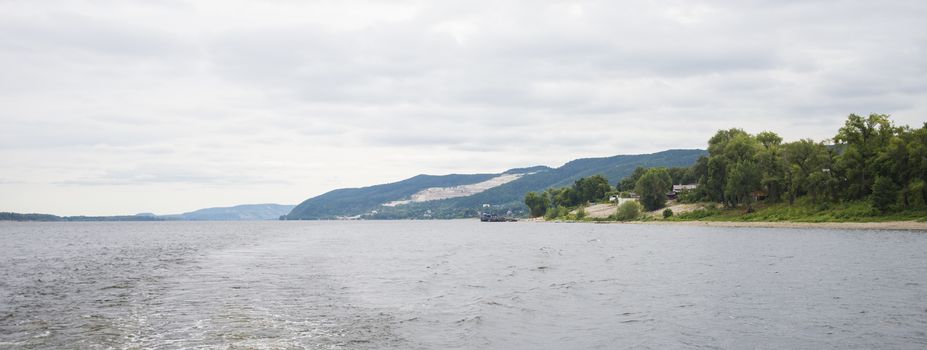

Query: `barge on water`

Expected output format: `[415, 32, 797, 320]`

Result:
[480, 212, 517, 222]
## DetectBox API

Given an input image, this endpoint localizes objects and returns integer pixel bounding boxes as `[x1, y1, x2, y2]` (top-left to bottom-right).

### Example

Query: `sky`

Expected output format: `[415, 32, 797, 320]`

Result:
[1, 0, 925, 216]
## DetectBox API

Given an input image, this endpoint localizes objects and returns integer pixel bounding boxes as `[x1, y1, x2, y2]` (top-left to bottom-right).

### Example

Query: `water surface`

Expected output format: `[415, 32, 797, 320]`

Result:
[1, 221, 925, 349]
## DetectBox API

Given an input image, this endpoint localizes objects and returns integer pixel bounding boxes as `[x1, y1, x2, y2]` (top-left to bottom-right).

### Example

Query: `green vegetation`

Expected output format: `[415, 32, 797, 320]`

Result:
[0, 212, 164, 222]
[524, 167, 693, 220]
[615, 201, 643, 221]
[690, 114, 926, 213]
[524, 192, 550, 217]
[672, 114, 927, 222]
[669, 199, 926, 223]
[616, 166, 696, 192]
[635, 168, 672, 211]
[525, 113, 927, 223]
[287, 149, 706, 220]
[0, 212, 63, 221]
[524, 175, 617, 218]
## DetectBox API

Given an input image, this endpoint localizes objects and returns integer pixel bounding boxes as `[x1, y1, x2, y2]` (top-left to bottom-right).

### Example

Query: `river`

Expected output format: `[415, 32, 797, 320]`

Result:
[1, 221, 925, 349]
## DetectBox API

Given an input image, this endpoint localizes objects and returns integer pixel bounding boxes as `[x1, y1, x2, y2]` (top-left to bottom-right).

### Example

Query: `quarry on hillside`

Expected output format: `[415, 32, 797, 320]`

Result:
[383, 173, 526, 207]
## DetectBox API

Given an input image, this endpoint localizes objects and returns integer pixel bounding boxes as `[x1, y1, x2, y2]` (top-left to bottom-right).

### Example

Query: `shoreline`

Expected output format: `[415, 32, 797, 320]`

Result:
[641, 220, 927, 231]
[527, 218, 927, 231]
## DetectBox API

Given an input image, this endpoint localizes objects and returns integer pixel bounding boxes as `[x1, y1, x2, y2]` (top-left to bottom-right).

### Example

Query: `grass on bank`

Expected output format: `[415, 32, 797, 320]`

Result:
[542, 197, 927, 223]
[666, 198, 927, 223]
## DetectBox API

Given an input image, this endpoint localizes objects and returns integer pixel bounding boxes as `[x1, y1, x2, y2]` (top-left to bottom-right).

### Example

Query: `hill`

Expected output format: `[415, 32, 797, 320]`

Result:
[0, 212, 165, 222]
[285, 149, 706, 220]
[1, 204, 295, 222]
[168, 203, 295, 221]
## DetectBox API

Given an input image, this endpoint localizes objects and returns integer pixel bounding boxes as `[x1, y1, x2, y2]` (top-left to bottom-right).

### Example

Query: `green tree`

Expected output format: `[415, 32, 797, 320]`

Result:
[635, 168, 672, 211]
[617, 167, 648, 191]
[615, 200, 642, 221]
[547, 187, 579, 208]
[756, 131, 785, 202]
[875, 125, 927, 209]
[524, 192, 550, 217]
[781, 139, 835, 204]
[906, 124, 927, 207]
[573, 175, 612, 203]
[724, 160, 761, 209]
[871, 176, 897, 213]
[716, 133, 762, 207]
[702, 128, 756, 205]
[834, 113, 895, 200]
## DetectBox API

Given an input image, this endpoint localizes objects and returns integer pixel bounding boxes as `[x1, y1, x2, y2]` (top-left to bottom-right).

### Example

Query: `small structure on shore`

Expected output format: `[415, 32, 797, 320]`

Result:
[479, 204, 517, 222]
[480, 212, 517, 222]
[669, 184, 699, 200]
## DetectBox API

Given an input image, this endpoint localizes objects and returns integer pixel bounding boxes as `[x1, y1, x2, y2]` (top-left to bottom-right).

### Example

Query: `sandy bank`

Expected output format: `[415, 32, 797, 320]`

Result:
[542, 219, 927, 231]
[639, 220, 927, 231]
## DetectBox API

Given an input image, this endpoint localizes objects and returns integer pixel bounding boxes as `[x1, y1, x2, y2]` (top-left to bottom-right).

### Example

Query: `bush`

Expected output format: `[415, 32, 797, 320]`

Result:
[662, 208, 674, 218]
[616, 201, 642, 221]
[576, 206, 586, 220]
[675, 208, 720, 220]
[545, 205, 569, 220]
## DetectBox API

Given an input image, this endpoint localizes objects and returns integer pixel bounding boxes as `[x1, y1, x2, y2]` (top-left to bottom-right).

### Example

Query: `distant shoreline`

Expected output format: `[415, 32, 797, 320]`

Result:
[525, 218, 927, 231]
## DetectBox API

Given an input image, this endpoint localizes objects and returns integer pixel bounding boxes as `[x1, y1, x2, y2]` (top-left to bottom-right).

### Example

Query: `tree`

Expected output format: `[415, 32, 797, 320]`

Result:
[524, 192, 550, 217]
[834, 113, 895, 200]
[781, 139, 834, 204]
[702, 128, 759, 205]
[756, 131, 785, 202]
[616, 200, 642, 221]
[756, 131, 783, 149]
[617, 167, 648, 191]
[725, 160, 761, 209]
[871, 176, 897, 213]
[548, 187, 579, 207]
[713, 132, 762, 207]
[704, 156, 727, 203]
[573, 175, 612, 203]
[906, 124, 927, 207]
[635, 168, 672, 211]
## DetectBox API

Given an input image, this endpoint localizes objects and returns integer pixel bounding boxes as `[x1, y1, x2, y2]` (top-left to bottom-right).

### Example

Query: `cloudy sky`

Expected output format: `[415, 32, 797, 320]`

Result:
[1, 0, 925, 216]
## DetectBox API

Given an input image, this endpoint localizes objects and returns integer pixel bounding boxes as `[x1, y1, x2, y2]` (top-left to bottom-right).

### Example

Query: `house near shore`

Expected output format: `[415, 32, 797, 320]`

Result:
[751, 190, 768, 201]
[668, 184, 699, 200]
[609, 193, 640, 206]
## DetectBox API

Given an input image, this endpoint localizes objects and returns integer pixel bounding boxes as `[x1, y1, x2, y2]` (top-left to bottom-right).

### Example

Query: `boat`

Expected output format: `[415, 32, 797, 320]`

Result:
[480, 212, 517, 222]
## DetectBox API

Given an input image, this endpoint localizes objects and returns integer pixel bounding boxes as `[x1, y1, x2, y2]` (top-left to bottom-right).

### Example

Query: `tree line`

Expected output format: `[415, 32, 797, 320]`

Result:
[691, 114, 926, 213]
[525, 114, 927, 218]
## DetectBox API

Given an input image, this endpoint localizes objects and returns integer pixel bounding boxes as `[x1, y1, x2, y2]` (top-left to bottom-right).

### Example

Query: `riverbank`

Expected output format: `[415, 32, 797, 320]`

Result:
[553, 199, 927, 230]
[526, 217, 927, 231]
[635, 220, 927, 231]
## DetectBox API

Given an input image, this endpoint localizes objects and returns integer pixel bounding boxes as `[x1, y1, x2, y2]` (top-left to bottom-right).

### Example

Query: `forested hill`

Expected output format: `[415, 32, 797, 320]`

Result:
[284, 149, 707, 220]
[164, 204, 295, 221]
[1, 204, 294, 221]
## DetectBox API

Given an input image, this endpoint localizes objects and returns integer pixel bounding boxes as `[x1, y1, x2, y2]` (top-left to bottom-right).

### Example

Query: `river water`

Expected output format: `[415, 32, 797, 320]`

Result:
[1, 221, 925, 349]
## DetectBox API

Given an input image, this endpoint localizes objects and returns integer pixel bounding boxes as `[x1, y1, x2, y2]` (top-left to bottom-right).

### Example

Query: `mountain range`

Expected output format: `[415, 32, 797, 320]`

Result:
[162, 203, 295, 221]
[284, 149, 707, 220]
[3, 149, 706, 221]
[1, 204, 294, 222]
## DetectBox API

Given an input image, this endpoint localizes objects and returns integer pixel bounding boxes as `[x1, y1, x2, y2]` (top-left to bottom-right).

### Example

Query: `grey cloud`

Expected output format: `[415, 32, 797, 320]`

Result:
[0, 11, 194, 61]
[2, 0, 926, 214]
[56, 167, 290, 187]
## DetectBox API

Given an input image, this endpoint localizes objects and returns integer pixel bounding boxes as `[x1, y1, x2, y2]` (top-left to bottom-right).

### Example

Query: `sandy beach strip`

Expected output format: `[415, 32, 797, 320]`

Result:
[521, 217, 927, 231]
[620, 220, 927, 231]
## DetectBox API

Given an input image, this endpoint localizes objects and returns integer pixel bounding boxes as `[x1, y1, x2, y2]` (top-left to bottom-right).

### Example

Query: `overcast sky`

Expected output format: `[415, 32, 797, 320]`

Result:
[1, 0, 925, 216]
